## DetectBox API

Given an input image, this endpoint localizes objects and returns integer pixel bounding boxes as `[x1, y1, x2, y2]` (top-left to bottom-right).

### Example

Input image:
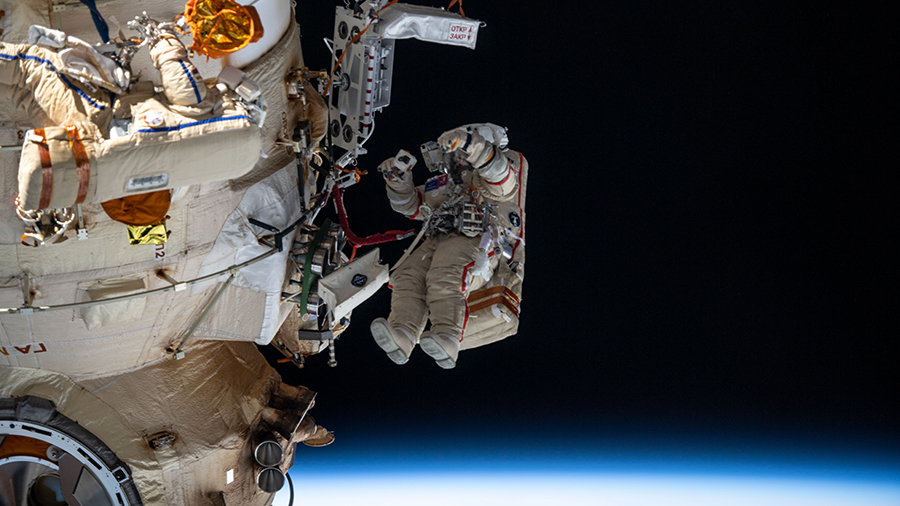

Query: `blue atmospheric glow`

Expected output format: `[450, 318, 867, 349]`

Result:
[271, 426, 900, 505]
[272, 470, 900, 506]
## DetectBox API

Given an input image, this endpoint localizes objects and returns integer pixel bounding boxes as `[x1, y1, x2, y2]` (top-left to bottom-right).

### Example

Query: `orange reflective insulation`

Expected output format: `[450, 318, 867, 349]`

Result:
[101, 190, 172, 226]
[65, 125, 91, 205]
[0, 435, 52, 461]
[33, 129, 53, 210]
[183, 0, 264, 59]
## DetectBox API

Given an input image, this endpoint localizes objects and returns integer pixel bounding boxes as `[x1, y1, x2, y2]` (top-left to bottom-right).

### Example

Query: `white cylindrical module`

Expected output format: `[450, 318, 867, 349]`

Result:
[225, 0, 293, 69]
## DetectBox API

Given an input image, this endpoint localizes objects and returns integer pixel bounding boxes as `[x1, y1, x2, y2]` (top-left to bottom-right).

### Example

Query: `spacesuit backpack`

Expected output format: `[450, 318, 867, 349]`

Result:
[460, 146, 528, 350]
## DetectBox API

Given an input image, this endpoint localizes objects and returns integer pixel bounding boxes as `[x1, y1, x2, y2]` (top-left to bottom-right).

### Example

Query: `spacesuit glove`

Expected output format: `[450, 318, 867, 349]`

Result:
[378, 157, 397, 177]
[26, 25, 67, 48]
[378, 151, 416, 181]
[471, 250, 492, 282]
[60, 36, 129, 93]
[438, 127, 488, 165]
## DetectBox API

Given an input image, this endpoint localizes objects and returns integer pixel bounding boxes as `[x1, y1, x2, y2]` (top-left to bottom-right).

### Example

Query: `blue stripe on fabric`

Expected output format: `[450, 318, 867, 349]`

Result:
[0, 51, 106, 111]
[178, 60, 202, 104]
[57, 74, 106, 110]
[78, 0, 111, 43]
[135, 115, 253, 133]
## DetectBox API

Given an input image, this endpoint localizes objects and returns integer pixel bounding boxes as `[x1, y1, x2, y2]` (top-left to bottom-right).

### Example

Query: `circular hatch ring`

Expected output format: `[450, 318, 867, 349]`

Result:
[1, 396, 143, 506]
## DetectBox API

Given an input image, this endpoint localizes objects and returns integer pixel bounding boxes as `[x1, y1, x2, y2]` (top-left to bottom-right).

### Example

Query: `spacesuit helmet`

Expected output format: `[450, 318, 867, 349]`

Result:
[457, 123, 509, 150]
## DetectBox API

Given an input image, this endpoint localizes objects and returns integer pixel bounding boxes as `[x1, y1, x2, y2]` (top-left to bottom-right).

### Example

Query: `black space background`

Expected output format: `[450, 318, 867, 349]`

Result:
[260, 1, 896, 464]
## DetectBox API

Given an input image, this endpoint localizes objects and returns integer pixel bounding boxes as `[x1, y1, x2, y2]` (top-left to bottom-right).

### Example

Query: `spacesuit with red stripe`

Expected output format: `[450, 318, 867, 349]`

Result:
[371, 125, 527, 369]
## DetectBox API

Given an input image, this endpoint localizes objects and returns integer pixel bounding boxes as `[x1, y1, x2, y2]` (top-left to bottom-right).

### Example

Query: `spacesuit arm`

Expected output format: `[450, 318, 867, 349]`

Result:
[473, 146, 518, 201]
[380, 157, 424, 220]
[149, 36, 207, 106]
[438, 128, 518, 201]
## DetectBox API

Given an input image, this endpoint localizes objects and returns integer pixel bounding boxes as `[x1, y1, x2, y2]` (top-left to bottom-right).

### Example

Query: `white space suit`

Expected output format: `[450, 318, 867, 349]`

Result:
[1, 28, 260, 211]
[0, 37, 113, 129]
[371, 125, 527, 369]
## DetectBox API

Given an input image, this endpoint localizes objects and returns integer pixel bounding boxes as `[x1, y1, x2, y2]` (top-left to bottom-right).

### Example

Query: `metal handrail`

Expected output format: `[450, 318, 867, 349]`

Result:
[0, 247, 279, 315]
[1, 199, 329, 315]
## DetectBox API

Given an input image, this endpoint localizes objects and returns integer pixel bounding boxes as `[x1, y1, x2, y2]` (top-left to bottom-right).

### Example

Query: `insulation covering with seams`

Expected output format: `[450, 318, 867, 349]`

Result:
[1, 341, 323, 506]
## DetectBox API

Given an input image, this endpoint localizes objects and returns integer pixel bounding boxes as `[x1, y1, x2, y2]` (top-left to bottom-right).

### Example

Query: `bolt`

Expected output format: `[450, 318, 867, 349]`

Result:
[47, 446, 63, 461]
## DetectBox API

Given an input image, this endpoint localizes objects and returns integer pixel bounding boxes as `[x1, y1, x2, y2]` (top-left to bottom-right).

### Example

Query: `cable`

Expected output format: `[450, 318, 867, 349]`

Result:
[447, 0, 465, 18]
[0, 247, 279, 314]
[1, 200, 331, 315]
[78, 0, 111, 43]
[286, 471, 294, 506]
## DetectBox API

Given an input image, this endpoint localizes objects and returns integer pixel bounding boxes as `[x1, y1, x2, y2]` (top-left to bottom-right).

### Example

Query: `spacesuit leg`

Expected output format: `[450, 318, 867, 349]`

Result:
[0, 42, 111, 129]
[425, 233, 482, 340]
[387, 238, 437, 339]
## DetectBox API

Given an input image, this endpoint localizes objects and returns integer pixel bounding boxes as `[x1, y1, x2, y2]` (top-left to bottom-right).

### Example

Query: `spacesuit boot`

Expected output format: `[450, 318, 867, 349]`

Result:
[419, 331, 460, 370]
[370, 317, 417, 365]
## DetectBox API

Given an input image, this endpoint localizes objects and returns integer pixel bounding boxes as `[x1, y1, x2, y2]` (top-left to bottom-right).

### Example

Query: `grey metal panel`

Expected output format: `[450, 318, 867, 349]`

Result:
[0, 460, 57, 506]
[297, 329, 335, 341]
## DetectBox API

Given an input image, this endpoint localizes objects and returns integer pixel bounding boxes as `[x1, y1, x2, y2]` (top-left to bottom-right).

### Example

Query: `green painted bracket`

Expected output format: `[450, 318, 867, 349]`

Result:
[299, 218, 331, 315]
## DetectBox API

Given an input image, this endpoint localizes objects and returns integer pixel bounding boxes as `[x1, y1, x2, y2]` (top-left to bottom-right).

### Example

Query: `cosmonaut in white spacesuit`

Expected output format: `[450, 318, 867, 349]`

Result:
[1, 22, 261, 212]
[370, 124, 527, 369]
[0, 28, 117, 133]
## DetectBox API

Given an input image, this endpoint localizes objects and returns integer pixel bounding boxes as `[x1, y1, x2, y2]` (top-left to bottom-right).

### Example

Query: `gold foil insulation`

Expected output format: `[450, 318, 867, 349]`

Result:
[183, 0, 264, 58]
[127, 222, 168, 245]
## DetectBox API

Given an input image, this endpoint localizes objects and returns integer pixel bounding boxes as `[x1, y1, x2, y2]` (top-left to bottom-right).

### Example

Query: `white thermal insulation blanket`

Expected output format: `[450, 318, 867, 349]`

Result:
[373, 4, 480, 49]
[0, 340, 286, 506]
[192, 163, 302, 345]
[77, 276, 148, 330]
